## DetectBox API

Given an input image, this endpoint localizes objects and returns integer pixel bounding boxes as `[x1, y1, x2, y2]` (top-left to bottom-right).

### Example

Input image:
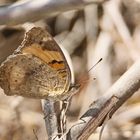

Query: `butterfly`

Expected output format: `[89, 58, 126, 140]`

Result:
[0, 27, 78, 100]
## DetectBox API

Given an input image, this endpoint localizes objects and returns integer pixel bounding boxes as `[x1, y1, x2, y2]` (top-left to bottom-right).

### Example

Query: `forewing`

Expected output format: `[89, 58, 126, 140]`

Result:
[0, 27, 71, 99]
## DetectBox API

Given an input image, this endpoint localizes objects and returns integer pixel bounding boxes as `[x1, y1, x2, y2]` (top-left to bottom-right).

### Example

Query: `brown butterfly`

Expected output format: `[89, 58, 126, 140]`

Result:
[0, 27, 78, 100]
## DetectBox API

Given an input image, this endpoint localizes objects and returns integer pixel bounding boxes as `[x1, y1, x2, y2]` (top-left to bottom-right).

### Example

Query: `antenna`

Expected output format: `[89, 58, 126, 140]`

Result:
[88, 58, 102, 73]
[72, 58, 103, 89]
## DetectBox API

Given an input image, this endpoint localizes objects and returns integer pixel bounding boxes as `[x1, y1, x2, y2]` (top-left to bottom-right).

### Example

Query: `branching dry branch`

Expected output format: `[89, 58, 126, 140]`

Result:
[0, 0, 107, 25]
[66, 60, 140, 140]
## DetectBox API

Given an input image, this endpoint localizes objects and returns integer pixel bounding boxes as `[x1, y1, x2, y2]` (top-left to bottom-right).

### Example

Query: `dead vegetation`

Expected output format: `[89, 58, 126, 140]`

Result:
[0, 0, 140, 140]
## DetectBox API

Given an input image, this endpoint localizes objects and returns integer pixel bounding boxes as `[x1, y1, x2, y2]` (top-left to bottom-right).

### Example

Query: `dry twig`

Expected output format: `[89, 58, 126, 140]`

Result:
[0, 0, 107, 25]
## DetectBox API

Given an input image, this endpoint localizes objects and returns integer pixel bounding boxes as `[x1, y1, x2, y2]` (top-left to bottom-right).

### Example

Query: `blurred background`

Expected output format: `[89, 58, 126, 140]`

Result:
[0, 0, 140, 139]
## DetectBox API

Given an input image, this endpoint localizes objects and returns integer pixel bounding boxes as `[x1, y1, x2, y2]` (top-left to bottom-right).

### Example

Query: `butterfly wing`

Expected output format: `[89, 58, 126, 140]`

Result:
[0, 27, 71, 99]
